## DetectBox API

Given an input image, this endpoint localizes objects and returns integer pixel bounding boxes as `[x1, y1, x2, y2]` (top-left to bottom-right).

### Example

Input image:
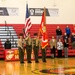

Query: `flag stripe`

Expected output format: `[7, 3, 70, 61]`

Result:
[24, 3, 32, 37]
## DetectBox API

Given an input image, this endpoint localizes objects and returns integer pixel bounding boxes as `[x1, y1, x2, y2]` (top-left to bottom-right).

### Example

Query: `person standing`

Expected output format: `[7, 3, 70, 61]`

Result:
[50, 36, 57, 58]
[56, 26, 62, 41]
[72, 25, 75, 34]
[17, 33, 24, 64]
[41, 47, 47, 62]
[63, 39, 69, 58]
[57, 39, 63, 58]
[4, 38, 11, 49]
[25, 33, 32, 63]
[32, 33, 40, 63]
[65, 25, 71, 38]
[40, 38, 47, 62]
[71, 33, 75, 49]
[63, 33, 68, 43]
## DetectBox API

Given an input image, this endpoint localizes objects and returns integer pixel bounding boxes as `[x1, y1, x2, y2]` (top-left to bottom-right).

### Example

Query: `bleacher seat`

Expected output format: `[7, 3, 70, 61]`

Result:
[0, 24, 75, 59]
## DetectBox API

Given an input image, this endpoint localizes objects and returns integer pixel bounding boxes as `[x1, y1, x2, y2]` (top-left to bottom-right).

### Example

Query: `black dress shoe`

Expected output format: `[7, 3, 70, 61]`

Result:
[20, 62, 24, 64]
[43, 60, 46, 62]
[28, 61, 32, 63]
[35, 61, 39, 63]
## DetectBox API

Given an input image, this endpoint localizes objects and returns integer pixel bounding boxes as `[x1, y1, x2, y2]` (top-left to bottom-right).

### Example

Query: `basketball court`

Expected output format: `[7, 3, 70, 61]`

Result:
[0, 58, 75, 75]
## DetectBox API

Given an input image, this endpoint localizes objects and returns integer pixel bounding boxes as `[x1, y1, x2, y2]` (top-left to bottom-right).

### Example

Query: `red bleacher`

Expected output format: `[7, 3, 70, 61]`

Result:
[0, 24, 75, 59]
[0, 40, 5, 59]
[12, 24, 75, 57]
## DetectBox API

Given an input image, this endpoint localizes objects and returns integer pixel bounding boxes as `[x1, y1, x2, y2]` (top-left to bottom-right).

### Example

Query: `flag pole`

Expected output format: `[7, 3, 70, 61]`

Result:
[44, 7, 46, 26]
[38, 7, 48, 49]
[38, 7, 46, 38]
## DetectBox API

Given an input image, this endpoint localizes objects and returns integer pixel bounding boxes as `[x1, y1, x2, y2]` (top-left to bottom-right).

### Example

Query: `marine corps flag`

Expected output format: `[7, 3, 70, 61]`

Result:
[39, 7, 48, 49]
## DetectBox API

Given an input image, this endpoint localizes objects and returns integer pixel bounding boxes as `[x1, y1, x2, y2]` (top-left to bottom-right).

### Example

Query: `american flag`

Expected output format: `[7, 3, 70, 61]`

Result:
[24, 3, 32, 37]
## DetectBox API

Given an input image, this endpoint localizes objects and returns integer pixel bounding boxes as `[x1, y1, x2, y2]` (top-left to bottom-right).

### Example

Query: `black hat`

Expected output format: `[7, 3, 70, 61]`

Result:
[34, 33, 37, 36]
[19, 33, 23, 36]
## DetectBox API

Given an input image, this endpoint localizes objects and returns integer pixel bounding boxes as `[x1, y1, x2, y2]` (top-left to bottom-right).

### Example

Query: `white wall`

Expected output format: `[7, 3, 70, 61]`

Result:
[0, 0, 75, 24]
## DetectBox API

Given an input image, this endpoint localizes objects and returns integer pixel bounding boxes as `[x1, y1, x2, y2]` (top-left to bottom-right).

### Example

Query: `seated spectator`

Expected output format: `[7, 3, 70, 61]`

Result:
[4, 39, 11, 49]
[71, 33, 75, 49]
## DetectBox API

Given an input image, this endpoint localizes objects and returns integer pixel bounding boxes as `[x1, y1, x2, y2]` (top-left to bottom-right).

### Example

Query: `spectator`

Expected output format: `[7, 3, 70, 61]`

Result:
[72, 25, 75, 34]
[65, 25, 71, 38]
[63, 39, 69, 58]
[50, 36, 57, 58]
[56, 26, 62, 41]
[71, 33, 75, 49]
[57, 39, 63, 58]
[63, 33, 68, 42]
[4, 39, 11, 49]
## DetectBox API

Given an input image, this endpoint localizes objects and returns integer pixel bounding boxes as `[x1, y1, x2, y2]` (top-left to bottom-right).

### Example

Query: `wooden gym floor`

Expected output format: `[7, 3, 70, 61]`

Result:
[0, 58, 75, 75]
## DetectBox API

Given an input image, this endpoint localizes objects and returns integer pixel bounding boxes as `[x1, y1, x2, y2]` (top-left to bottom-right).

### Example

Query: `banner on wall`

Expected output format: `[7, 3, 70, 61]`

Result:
[29, 8, 59, 17]
[4, 48, 51, 61]
[0, 7, 19, 16]
[5, 48, 34, 61]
